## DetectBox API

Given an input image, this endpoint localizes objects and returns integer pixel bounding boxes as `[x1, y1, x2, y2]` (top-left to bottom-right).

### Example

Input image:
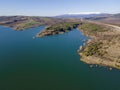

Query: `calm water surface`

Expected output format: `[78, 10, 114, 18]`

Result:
[0, 26, 120, 90]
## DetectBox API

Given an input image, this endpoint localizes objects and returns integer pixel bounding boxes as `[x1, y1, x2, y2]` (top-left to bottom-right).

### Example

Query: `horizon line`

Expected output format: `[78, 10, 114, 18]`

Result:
[0, 12, 119, 17]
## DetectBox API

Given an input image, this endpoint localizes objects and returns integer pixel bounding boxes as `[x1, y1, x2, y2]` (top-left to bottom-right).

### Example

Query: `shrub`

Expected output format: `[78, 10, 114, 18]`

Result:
[84, 42, 104, 56]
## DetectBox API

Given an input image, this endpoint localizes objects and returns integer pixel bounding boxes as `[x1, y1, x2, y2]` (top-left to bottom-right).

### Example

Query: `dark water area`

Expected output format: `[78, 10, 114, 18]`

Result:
[0, 26, 120, 90]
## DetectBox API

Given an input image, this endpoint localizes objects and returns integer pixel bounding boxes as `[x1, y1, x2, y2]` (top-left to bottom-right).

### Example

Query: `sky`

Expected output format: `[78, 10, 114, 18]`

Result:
[0, 0, 120, 16]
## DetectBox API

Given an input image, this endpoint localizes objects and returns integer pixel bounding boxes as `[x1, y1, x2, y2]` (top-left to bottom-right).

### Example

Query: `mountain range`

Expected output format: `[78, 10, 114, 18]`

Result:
[55, 13, 120, 26]
[55, 13, 111, 18]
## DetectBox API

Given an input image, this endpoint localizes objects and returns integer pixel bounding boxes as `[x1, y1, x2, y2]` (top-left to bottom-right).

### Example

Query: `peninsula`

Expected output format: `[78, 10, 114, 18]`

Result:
[78, 21, 120, 69]
[36, 22, 81, 37]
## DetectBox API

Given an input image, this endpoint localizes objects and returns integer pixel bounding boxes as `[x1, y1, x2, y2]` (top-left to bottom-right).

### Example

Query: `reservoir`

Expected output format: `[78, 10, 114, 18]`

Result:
[0, 26, 120, 90]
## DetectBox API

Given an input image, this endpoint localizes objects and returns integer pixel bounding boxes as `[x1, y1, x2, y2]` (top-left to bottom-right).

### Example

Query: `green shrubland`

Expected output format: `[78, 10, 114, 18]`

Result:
[84, 42, 107, 57]
[46, 22, 80, 31]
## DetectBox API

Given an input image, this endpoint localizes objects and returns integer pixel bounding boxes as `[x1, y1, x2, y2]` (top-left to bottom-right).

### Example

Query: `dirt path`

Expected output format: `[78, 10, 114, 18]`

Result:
[106, 24, 120, 32]
[84, 20, 120, 32]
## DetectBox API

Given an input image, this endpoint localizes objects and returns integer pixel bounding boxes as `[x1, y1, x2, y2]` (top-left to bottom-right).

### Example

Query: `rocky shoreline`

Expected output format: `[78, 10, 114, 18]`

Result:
[77, 22, 120, 70]
[36, 28, 72, 37]
[78, 43, 120, 70]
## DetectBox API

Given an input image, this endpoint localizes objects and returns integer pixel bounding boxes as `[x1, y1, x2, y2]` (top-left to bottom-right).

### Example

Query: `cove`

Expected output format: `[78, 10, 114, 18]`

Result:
[0, 26, 120, 90]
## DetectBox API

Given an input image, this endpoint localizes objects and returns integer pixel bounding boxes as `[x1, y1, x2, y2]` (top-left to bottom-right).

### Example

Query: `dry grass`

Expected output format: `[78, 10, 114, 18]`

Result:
[78, 21, 120, 69]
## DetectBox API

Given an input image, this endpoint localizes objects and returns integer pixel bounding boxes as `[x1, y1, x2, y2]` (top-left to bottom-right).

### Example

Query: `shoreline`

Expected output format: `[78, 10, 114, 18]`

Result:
[77, 22, 120, 70]
[78, 51, 120, 70]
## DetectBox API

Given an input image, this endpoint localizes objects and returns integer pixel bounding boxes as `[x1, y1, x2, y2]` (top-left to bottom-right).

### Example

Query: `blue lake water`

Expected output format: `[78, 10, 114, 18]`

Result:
[0, 26, 120, 90]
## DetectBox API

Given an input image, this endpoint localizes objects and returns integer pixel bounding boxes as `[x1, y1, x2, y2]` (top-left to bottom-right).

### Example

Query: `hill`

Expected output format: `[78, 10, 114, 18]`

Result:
[0, 16, 81, 30]
[85, 13, 120, 26]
